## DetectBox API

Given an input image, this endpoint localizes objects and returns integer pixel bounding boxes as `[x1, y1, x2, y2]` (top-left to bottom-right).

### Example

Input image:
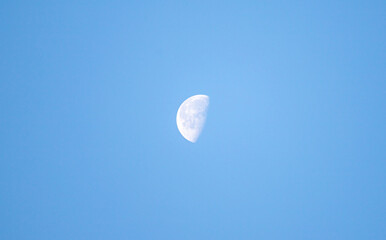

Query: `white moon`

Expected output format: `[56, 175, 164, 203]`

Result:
[176, 94, 210, 143]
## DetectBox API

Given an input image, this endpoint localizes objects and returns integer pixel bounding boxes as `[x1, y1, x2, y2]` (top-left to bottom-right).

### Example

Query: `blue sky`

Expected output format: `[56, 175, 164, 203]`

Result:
[1, 1, 385, 239]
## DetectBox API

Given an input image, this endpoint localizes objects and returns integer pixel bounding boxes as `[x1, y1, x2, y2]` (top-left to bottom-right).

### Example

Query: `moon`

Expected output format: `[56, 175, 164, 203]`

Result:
[176, 95, 210, 143]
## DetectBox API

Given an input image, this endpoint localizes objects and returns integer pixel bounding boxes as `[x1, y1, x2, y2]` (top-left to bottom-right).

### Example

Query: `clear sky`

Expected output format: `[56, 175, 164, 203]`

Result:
[1, 1, 385, 239]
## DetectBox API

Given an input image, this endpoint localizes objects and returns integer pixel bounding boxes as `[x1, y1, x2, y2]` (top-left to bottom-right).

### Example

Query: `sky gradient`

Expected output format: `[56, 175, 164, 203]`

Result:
[1, 1, 385, 239]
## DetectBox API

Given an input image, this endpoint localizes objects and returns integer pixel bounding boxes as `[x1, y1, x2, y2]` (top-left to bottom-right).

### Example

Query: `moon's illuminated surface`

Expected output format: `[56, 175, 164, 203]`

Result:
[176, 95, 209, 143]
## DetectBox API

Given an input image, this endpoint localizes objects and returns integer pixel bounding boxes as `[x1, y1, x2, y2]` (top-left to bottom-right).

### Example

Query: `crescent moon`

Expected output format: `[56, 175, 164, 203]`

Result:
[176, 95, 210, 143]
